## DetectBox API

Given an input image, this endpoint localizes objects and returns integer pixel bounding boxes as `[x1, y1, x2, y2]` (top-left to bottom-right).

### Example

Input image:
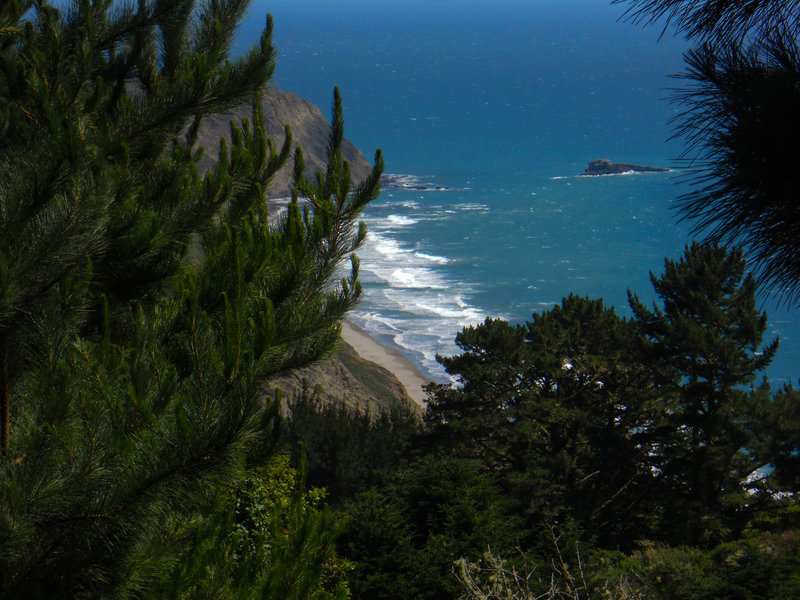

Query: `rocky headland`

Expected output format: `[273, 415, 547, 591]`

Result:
[197, 89, 423, 415]
[195, 88, 372, 198]
[582, 158, 668, 176]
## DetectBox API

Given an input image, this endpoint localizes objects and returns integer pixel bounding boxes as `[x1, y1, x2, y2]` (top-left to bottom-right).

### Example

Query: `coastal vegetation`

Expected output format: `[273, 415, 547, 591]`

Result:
[0, 0, 381, 597]
[0, 0, 798, 599]
[287, 242, 799, 600]
[616, 0, 800, 305]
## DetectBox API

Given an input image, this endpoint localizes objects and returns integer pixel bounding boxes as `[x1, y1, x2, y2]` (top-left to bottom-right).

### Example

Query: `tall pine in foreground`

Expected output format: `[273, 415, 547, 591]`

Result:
[0, 1, 382, 597]
[615, 0, 800, 304]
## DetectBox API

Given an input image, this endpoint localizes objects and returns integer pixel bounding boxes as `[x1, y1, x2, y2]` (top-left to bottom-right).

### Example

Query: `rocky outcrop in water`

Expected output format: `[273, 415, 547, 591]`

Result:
[381, 174, 451, 191]
[582, 158, 668, 176]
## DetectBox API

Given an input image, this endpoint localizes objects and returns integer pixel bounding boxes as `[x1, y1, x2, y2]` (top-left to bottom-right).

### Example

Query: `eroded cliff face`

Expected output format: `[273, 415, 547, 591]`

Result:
[195, 88, 373, 198]
[263, 342, 422, 416]
[196, 89, 418, 415]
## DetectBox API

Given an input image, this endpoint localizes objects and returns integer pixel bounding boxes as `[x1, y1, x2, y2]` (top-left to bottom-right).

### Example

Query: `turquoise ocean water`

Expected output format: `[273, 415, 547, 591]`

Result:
[240, 0, 799, 385]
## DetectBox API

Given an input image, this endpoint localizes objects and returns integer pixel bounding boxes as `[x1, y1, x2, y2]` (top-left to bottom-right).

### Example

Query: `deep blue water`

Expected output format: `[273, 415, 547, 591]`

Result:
[240, 0, 799, 385]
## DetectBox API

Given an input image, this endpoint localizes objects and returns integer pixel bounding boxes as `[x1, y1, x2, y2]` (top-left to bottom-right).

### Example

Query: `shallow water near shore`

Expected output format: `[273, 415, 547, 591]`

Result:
[241, 0, 799, 385]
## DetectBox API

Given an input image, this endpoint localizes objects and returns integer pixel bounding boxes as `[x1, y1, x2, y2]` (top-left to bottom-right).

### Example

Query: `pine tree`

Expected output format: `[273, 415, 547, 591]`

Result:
[629, 242, 780, 544]
[425, 246, 792, 549]
[745, 382, 800, 497]
[0, 1, 382, 597]
[425, 295, 659, 549]
[615, 0, 800, 304]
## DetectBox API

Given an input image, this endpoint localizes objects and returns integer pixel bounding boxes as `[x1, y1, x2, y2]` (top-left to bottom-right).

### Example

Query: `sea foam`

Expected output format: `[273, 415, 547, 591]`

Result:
[352, 208, 489, 381]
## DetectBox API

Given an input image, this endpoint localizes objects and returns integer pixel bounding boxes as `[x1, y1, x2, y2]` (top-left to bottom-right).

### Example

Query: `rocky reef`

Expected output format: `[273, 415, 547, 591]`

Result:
[582, 158, 668, 176]
[381, 174, 451, 191]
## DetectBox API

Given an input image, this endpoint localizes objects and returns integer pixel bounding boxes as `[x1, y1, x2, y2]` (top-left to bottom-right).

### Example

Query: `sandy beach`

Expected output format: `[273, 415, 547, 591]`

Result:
[340, 321, 435, 409]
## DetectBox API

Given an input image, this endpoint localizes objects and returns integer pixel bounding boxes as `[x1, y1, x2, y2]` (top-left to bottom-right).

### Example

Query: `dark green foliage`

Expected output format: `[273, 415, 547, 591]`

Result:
[630, 242, 780, 544]
[426, 295, 659, 549]
[283, 391, 519, 599]
[281, 242, 797, 598]
[672, 37, 800, 304]
[593, 528, 800, 600]
[0, 2, 382, 597]
[615, 0, 800, 304]
[456, 527, 800, 600]
[747, 384, 800, 493]
[432, 244, 799, 598]
[152, 454, 351, 600]
[629, 243, 777, 391]
[426, 243, 795, 550]
[614, 0, 797, 42]
[339, 455, 521, 600]
[283, 391, 422, 504]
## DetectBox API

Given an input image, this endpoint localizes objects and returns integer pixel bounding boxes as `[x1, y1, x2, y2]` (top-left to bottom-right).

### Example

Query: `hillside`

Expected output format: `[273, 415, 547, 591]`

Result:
[196, 88, 418, 414]
[264, 339, 423, 416]
[195, 88, 373, 198]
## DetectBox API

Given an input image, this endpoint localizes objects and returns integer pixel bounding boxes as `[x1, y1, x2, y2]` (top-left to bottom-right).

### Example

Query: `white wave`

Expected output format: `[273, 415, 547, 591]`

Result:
[413, 301, 466, 319]
[577, 169, 671, 178]
[371, 235, 410, 258]
[454, 203, 489, 212]
[350, 312, 455, 382]
[361, 235, 449, 289]
[353, 222, 492, 383]
[394, 293, 484, 324]
[455, 295, 477, 310]
[386, 214, 418, 226]
[387, 267, 447, 290]
[415, 251, 450, 264]
[352, 285, 491, 383]
[365, 212, 445, 232]
[354, 311, 404, 335]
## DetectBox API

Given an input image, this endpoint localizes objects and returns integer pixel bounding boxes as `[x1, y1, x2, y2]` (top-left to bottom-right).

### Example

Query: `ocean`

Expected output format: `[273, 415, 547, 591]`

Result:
[240, 0, 799, 386]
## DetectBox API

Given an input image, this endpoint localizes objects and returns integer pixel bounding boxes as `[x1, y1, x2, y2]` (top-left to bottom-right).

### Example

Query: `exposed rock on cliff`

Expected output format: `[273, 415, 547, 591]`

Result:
[195, 88, 372, 198]
[582, 158, 668, 176]
[263, 341, 422, 416]
[196, 88, 417, 414]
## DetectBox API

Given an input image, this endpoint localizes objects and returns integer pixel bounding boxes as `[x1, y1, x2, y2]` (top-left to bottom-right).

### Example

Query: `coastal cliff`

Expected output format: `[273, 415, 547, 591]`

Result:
[197, 89, 418, 413]
[263, 339, 423, 416]
[195, 88, 373, 198]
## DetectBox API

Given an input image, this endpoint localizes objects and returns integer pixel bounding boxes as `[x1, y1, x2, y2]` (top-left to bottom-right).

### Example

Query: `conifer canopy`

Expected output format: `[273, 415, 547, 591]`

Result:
[0, 1, 382, 597]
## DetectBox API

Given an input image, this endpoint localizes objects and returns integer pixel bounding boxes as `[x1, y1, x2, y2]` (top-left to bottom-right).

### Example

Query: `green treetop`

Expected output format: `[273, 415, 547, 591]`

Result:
[425, 243, 793, 550]
[0, 1, 382, 597]
[630, 242, 780, 544]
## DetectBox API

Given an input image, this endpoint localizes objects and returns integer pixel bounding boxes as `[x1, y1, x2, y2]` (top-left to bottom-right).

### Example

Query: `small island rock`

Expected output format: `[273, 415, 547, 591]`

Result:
[582, 158, 668, 176]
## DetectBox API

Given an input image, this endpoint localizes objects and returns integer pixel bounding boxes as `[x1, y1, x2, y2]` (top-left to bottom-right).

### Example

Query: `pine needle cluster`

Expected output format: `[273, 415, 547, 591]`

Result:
[0, 1, 382, 597]
[615, 0, 800, 305]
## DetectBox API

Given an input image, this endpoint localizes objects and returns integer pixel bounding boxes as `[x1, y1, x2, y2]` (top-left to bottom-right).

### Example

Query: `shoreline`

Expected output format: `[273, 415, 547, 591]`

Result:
[340, 320, 437, 409]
